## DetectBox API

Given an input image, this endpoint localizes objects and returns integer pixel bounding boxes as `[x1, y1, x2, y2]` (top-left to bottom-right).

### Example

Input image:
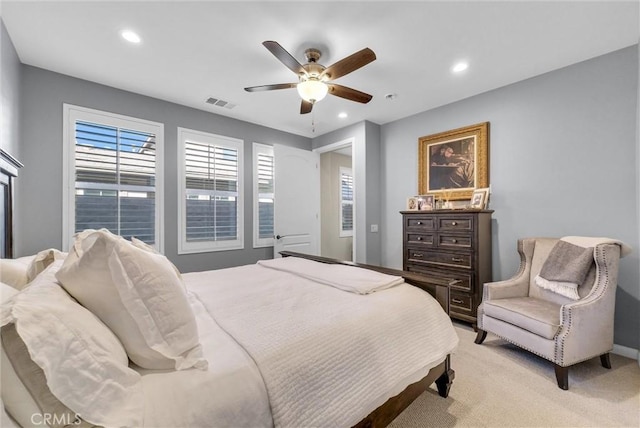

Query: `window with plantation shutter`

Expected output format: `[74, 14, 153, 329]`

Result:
[178, 128, 244, 253]
[253, 143, 274, 248]
[340, 167, 353, 237]
[63, 104, 164, 251]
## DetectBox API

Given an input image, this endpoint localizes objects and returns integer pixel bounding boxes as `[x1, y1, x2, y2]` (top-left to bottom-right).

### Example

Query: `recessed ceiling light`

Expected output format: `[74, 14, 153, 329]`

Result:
[121, 30, 141, 44]
[338, 112, 348, 119]
[452, 61, 469, 73]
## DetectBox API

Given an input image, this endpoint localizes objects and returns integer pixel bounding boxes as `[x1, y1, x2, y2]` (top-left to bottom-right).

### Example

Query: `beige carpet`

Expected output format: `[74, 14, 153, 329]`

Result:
[390, 322, 640, 428]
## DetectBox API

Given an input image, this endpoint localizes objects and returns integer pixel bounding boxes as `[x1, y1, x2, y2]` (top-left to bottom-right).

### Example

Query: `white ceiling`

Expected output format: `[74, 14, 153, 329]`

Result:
[2, 1, 638, 138]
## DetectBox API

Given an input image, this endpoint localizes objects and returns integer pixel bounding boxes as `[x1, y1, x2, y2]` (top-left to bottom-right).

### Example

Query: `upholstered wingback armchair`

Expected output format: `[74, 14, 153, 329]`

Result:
[475, 237, 626, 390]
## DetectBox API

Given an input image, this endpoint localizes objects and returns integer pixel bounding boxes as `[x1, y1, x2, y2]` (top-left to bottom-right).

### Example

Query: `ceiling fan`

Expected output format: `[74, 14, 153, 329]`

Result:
[244, 41, 376, 114]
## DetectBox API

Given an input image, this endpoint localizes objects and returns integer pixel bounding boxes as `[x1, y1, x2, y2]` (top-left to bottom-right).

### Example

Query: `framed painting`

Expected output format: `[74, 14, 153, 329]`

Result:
[418, 122, 489, 200]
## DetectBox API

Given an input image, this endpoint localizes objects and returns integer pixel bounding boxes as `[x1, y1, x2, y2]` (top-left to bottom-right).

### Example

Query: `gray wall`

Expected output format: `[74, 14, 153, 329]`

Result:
[380, 46, 639, 349]
[1, 20, 21, 158]
[17, 66, 311, 273]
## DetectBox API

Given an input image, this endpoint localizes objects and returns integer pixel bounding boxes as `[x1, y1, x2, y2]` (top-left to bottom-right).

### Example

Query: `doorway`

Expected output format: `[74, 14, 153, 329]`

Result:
[316, 138, 354, 262]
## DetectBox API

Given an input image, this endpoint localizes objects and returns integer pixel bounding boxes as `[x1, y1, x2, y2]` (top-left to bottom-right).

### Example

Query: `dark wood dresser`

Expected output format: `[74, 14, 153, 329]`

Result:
[401, 209, 493, 326]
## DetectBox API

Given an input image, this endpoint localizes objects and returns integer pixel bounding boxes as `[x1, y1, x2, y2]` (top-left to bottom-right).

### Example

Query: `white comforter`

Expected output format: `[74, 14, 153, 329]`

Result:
[179, 260, 459, 428]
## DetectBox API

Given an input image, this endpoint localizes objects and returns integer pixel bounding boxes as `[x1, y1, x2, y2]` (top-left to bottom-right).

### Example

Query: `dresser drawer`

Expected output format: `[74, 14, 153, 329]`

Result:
[438, 216, 473, 232]
[450, 291, 473, 314]
[407, 249, 472, 269]
[402, 210, 493, 327]
[405, 216, 436, 230]
[437, 233, 472, 249]
[405, 265, 472, 292]
[406, 232, 435, 246]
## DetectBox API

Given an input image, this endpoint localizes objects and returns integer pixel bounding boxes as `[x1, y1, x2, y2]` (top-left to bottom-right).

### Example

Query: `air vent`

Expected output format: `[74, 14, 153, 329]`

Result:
[206, 97, 236, 109]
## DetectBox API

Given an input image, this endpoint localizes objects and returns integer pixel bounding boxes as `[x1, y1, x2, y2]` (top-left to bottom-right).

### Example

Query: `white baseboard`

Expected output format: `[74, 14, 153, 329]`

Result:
[612, 343, 639, 365]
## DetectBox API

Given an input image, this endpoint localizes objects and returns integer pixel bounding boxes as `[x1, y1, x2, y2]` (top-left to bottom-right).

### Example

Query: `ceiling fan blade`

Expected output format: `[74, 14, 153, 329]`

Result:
[328, 84, 373, 104]
[300, 100, 313, 114]
[263, 41, 306, 76]
[244, 83, 297, 92]
[322, 48, 376, 81]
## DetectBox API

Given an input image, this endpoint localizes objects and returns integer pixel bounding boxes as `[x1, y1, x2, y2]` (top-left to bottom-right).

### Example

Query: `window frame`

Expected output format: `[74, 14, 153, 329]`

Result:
[177, 127, 244, 254]
[62, 104, 164, 252]
[253, 143, 274, 248]
[339, 166, 354, 238]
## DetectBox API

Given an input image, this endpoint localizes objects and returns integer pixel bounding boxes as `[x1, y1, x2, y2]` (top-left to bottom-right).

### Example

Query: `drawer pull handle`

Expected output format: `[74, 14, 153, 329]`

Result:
[452, 239, 458, 243]
[413, 253, 423, 258]
[452, 298, 464, 305]
[417, 237, 423, 241]
[452, 257, 464, 262]
[452, 221, 458, 226]
[449, 279, 463, 286]
[416, 221, 422, 225]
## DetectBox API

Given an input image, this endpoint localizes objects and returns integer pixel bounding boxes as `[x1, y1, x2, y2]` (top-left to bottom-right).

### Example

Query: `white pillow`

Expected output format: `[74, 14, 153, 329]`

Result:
[0, 261, 143, 427]
[130, 236, 182, 279]
[26, 248, 66, 283]
[0, 256, 34, 290]
[56, 229, 207, 370]
[0, 282, 18, 303]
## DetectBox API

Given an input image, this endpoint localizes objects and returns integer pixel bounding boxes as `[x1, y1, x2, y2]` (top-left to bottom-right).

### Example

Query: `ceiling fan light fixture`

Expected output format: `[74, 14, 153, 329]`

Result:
[297, 78, 328, 103]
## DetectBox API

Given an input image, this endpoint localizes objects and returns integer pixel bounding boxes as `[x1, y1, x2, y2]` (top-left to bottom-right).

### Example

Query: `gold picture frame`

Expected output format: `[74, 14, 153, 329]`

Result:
[418, 122, 489, 200]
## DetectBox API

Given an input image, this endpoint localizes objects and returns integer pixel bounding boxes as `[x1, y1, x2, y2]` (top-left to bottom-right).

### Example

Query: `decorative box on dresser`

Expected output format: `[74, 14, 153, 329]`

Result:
[401, 209, 493, 327]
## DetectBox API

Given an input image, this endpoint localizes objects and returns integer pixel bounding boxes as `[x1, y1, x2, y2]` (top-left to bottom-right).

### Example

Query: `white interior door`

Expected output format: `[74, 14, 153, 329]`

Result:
[273, 144, 320, 257]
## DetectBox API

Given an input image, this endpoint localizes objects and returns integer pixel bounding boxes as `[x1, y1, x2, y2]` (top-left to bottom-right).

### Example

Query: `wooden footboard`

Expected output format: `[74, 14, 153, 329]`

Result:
[280, 251, 455, 428]
[353, 356, 454, 428]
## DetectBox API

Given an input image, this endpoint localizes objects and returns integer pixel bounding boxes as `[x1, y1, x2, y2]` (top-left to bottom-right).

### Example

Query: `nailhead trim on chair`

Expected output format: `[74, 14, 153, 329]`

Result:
[490, 331, 554, 362]
[555, 245, 611, 366]
[486, 244, 616, 369]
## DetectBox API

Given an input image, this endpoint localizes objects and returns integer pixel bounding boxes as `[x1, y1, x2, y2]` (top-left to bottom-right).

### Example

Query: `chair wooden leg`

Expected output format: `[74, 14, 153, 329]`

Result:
[554, 364, 569, 390]
[474, 329, 487, 344]
[600, 353, 612, 369]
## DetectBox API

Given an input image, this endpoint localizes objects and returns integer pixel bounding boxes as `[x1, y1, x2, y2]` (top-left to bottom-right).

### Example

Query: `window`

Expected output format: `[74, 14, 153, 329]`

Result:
[253, 143, 274, 248]
[340, 167, 353, 237]
[63, 104, 164, 250]
[178, 128, 243, 253]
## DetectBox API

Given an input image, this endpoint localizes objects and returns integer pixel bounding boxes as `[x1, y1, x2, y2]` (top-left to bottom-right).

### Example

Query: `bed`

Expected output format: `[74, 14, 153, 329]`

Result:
[1, 230, 458, 428]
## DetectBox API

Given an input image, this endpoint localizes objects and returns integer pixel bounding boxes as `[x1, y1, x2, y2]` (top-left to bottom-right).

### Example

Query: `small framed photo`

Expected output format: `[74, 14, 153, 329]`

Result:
[407, 197, 419, 211]
[418, 194, 435, 211]
[470, 188, 489, 209]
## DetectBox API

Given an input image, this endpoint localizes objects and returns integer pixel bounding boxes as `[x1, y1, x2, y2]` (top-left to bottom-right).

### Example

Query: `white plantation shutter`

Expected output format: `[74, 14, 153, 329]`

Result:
[178, 128, 244, 253]
[340, 167, 353, 237]
[63, 105, 164, 251]
[253, 143, 274, 247]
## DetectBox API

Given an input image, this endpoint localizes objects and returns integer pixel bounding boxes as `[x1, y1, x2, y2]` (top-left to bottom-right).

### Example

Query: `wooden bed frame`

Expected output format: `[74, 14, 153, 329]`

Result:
[280, 251, 455, 428]
[0, 149, 23, 258]
[0, 154, 452, 427]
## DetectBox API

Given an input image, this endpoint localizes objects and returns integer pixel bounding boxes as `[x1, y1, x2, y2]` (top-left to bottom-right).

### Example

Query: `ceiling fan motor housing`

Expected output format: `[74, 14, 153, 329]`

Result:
[304, 48, 322, 63]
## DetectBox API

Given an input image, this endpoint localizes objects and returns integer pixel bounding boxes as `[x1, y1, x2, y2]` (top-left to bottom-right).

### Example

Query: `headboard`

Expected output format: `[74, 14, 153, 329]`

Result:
[0, 149, 23, 258]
